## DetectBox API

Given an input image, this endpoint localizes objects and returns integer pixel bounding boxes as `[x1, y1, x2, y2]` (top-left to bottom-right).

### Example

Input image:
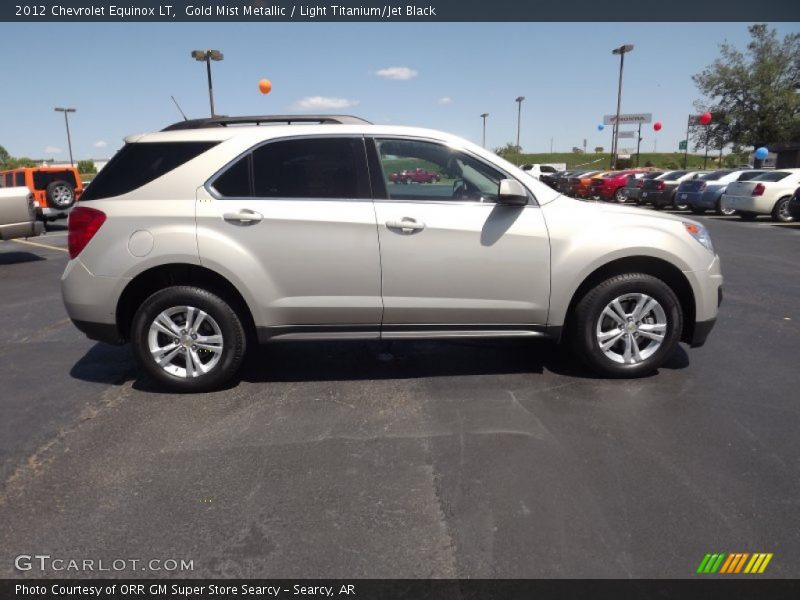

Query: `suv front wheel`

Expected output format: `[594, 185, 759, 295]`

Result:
[569, 273, 683, 377]
[131, 286, 246, 392]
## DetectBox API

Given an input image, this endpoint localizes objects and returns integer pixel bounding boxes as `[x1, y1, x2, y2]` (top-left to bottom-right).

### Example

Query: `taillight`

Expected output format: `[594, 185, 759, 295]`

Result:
[752, 183, 765, 196]
[636, 180, 644, 188]
[68, 206, 106, 259]
[657, 181, 666, 190]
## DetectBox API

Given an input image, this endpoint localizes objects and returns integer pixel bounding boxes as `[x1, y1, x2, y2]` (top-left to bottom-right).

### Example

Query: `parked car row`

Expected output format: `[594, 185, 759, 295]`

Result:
[542, 166, 800, 223]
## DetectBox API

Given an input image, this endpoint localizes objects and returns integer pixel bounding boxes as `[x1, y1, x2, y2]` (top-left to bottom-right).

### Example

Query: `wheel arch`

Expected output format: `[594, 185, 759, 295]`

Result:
[116, 263, 256, 343]
[559, 256, 697, 345]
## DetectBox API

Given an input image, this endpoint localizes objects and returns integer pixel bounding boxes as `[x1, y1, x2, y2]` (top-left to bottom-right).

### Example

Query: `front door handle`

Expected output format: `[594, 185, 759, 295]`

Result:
[386, 217, 426, 233]
[223, 209, 263, 225]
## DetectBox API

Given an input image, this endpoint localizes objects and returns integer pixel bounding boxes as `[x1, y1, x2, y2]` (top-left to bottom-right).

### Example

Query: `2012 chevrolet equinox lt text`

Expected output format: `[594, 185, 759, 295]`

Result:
[61, 115, 722, 392]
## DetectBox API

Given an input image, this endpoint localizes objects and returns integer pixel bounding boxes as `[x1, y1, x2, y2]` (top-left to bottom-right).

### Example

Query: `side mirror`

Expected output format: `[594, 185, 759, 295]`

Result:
[498, 179, 528, 206]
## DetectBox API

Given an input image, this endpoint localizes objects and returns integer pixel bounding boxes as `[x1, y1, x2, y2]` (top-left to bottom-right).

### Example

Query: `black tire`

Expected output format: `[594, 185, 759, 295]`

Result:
[771, 196, 794, 223]
[131, 286, 246, 392]
[614, 189, 627, 203]
[738, 211, 758, 221]
[46, 180, 75, 209]
[568, 273, 683, 378]
[690, 206, 705, 215]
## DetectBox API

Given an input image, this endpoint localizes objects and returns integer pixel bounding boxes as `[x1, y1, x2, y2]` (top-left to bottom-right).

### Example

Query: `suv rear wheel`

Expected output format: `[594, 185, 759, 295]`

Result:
[46, 180, 75, 209]
[131, 286, 246, 392]
[569, 273, 683, 378]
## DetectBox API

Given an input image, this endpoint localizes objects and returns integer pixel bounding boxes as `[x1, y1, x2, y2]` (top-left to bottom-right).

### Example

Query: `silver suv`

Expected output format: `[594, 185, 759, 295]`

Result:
[61, 115, 722, 392]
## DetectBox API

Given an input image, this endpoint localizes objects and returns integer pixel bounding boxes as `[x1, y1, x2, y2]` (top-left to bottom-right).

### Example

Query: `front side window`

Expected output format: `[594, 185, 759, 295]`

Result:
[211, 137, 367, 200]
[375, 138, 506, 202]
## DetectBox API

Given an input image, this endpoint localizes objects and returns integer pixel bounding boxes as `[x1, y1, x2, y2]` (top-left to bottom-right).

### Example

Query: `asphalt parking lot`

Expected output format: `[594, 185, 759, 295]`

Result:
[0, 212, 798, 578]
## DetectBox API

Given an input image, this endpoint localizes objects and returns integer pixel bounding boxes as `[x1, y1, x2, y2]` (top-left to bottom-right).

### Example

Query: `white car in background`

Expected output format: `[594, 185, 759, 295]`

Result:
[0, 187, 44, 241]
[722, 169, 800, 222]
[520, 163, 560, 180]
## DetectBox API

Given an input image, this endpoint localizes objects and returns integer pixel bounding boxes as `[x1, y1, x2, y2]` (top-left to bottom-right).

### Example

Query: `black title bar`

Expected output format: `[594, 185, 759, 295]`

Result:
[3, 0, 799, 22]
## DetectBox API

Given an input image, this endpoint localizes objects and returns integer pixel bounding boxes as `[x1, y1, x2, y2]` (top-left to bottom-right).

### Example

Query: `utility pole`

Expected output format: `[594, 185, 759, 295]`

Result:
[54, 107, 76, 167]
[191, 49, 224, 117]
[515, 96, 525, 163]
[611, 44, 634, 168]
[480, 113, 489, 148]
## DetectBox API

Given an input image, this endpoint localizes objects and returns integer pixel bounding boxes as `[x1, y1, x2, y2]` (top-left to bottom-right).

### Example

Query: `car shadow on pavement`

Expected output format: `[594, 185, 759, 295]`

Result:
[232, 338, 690, 385]
[69, 338, 690, 391]
[0, 251, 46, 265]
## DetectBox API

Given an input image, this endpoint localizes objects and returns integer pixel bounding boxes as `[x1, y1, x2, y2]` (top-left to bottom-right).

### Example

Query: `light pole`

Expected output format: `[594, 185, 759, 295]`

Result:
[54, 107, 76, 167]
[611, 44, 634, 169]
[515, 96, 525, 162]
[480, 113, 489, 148]
[191, 49, 224, 117]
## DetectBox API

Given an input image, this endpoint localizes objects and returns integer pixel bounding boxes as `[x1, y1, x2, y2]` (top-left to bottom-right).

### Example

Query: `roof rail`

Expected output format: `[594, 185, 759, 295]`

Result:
[161, 114, 372, 131]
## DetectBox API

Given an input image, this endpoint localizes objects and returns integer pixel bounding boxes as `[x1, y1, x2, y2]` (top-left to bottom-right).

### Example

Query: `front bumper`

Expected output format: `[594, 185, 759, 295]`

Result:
[683, 254, 723, 346]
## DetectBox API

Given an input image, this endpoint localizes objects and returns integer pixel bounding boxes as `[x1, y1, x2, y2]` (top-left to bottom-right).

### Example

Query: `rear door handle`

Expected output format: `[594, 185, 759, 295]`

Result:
[223, 209, 263, 225]
[386, 217, 425, 233]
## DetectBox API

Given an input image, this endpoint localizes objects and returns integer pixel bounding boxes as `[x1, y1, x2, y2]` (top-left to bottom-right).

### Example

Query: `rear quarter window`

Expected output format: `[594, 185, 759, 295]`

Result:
[80, 141, 218, 200]
[751, 171, 791, 183]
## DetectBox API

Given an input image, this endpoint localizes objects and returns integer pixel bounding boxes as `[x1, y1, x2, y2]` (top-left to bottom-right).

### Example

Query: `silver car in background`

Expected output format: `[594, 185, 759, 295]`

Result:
[61, 115, 723, 392]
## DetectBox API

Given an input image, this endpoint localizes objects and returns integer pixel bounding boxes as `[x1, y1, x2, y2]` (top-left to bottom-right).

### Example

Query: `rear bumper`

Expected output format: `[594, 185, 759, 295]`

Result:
[640, 190, 668, 205]
[71, 319, 124, 345]
[41, 206, 73, 219]
[721, 195, 773, 215]
[0, 220, 44, 241]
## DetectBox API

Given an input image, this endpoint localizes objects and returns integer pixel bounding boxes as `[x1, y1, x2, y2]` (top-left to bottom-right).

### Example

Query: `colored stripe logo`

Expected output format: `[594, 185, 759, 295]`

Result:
[697, 553, 773, 574]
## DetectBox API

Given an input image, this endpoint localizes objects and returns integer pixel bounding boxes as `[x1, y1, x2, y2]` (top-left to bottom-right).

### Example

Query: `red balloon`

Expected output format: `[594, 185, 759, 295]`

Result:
[653, 121, 662, 131]
[699, 112, 712, 126]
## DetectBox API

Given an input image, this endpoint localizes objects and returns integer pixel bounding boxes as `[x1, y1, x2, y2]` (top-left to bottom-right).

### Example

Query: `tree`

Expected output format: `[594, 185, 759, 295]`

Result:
[0, 144, 10, 168]
[594, 146, 604, 153]
[77, 160, 96, 174]
[493, 142, 521, 160]
[692, 24, 800, 149]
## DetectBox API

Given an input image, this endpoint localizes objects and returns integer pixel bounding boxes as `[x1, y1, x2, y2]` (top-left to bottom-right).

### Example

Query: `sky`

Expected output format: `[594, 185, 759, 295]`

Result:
[1, 21, 798, 160]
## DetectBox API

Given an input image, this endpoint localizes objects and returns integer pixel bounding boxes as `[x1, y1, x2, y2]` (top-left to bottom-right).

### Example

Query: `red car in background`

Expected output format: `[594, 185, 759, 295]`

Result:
[389, 168, 442, 184]
[590, 169, 651, 202]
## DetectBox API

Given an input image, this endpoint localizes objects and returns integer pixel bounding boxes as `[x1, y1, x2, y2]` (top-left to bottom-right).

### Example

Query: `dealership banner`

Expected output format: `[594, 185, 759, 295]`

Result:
[2, 0, 798, 21]
[603, 113, 653, 125]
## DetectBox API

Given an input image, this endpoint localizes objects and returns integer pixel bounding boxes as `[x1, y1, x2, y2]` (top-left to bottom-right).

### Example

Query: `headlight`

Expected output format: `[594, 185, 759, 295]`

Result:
[683, 221, 714, 254]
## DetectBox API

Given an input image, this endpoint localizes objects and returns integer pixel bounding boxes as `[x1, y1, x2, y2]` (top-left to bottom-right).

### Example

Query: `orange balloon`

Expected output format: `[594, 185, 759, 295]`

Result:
[258, 79, 272, 95]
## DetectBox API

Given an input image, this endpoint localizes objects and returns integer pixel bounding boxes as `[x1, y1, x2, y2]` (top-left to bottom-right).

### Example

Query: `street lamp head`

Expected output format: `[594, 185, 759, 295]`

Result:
[192, 49, 223, 61]
[515, 96, 525, 103]
[612, 44, 634, 55]
[480, 113, 489, 118]
[54, 107, 76, 113]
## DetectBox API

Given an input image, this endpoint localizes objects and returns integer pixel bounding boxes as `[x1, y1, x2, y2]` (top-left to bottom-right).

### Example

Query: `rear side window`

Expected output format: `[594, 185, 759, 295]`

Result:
[15, 172, 25, 186]
[33, 170, 78, 190]
[737, 171, 765, 181]
[81, 141, 218, 200]
[750, 171, 790, 183]
[211, 137, 369, 200]
[540, 165, 556, 173]
[662, 171, 688, 181]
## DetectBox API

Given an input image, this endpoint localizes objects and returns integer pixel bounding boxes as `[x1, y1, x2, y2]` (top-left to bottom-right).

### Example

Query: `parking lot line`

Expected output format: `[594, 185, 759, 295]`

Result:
[8, 238, 68, 253]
